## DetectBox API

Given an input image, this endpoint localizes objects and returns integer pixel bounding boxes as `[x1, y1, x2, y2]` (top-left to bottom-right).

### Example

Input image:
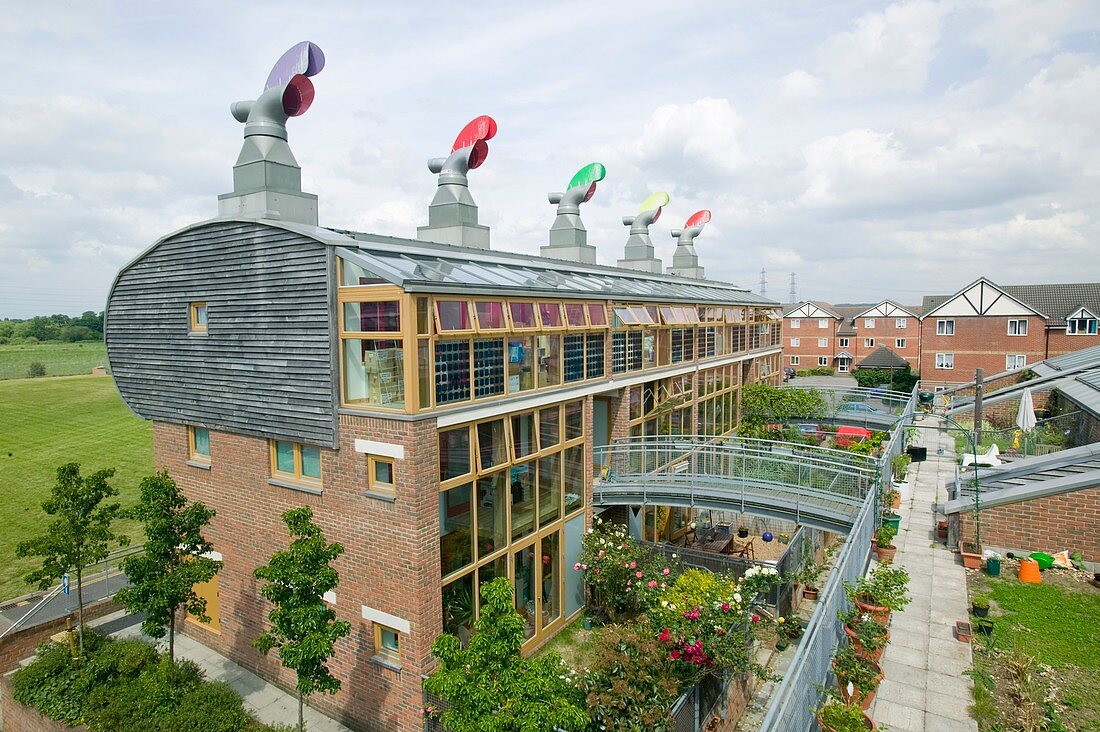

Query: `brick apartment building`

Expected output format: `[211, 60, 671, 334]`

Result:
[920, 277, 1100, 389]
[103, 45, 782, 732]
[781, 299, 919, 375]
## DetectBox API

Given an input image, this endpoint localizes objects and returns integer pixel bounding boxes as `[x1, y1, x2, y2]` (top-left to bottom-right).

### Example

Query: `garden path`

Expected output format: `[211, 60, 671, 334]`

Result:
[870, 420, 978, 731]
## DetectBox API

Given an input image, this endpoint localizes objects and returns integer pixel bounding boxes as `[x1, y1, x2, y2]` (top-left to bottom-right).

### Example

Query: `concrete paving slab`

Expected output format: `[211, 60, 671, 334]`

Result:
[872, 698, 925, 731]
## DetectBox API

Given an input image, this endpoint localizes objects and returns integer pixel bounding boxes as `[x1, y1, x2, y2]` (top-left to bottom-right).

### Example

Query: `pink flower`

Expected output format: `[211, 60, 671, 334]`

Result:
[627, 580, 633, 586]
[630, 561, 637, 569]
[662, 568, 670, 575]
[721, 602, 730, 612]
[635, 571, 643, 578]
[648, 580, 658, 588]
[598, 550, 605, 558]
[661, 582, 666, 589]
[573, 562, 581, 571]
[581, 564, 588, 570]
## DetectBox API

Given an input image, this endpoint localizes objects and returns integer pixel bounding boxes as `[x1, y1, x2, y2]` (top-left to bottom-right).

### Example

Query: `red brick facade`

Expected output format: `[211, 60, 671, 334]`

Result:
[780, 315, 840, 371]
[956, 487, 1100, 563]
[919, 315, 1046, 389]
[0, 674, 84, 732]
[1046, 329, 1100, 358]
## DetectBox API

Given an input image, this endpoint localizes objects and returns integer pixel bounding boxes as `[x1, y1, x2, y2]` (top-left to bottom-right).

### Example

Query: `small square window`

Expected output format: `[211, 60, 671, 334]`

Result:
[1008, 319, 1028, 336]
[790, 356, 800, 365]
[790, 319, 800, 329]
[818, 319, 829, 329]
[936, 353, 954, 369]
[818, 337, 828, 347]
[864, 338, 875, 348]
[937, 319, 955, 336]
[790, 337, 800, 347]
[895, 318, 907, 329]
[839, 338, 849, 348]
[818, 356, 829, 366]
[189, 426, 210, 463]
[374, 624, 400, 663]
[189, 302, 208, 333]
[896, 338, 906, 348]
[369, 456, 395, 494]
[864, 318, 875, 328]
[271, 441, 322, 486]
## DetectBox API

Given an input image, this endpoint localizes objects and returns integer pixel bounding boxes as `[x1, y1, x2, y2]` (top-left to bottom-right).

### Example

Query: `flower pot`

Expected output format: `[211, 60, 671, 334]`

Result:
[737, 527, 749, 538]
[855, 595, 890, 625]
[881, 513, 901, 532]
[889, 493, 901, 509]
[844, 623, 889, 662]
[835, 659, 883, 710]
[975, 618, 993, 636]
[971, 605, 989, 618]
[959, 544, 983, 570]
[816, 709, 877, 731]
[874, 545, 897, 565]
[936, 520, 948, 539]
[776, 637, 790, 651]
[803, 586, 819, 601]
[986, 557, 1001, 576]
[955, 620, 972, 643]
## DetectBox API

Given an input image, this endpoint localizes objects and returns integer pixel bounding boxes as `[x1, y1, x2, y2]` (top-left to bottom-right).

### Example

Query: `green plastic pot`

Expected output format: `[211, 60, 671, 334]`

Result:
[1030, 552, 1054, 570]
[881, 513, 901, 532]
[986, 557, 1001, 576]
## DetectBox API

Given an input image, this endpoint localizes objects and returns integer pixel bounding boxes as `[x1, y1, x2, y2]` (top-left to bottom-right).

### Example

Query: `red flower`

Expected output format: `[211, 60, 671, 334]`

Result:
[670, 649, 681, 660]
[659, 628, 671, 643]
[751, 614, 760, 623]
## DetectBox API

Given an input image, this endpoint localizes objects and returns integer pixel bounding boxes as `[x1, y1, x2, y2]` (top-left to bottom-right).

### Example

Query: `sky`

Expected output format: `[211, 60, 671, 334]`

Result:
[2, 0, 1099, 318]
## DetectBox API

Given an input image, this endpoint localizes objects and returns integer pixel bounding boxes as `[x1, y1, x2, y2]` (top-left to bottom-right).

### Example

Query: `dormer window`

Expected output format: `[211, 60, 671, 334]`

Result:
[1067, 307, 1099, 335]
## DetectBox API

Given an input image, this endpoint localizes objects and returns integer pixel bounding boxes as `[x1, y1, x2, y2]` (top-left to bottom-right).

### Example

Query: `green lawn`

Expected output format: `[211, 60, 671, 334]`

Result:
[0, 341, 108, 380]
[0, 375, 152, 601]
[969, 573, 1100, 731]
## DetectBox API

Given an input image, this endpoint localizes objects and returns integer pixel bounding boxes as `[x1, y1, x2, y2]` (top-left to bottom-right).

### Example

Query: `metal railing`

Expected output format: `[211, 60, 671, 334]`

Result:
[0, 543, 142, 641]
[596, 435, 878, 533]
[757, 384, 917, 731]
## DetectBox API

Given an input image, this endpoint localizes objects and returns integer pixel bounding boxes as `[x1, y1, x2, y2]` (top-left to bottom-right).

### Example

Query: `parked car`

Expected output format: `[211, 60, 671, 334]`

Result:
[783, 367, 796, 382]
[837, 402, 884, 414]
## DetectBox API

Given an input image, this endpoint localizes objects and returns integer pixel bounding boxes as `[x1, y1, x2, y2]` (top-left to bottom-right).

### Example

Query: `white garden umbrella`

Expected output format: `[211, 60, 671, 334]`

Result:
[1015, 388, 1038, 432]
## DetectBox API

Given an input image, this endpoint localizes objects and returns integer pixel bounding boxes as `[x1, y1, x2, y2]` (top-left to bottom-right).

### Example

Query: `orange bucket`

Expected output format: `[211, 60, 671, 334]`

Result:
[1018, 558, 1042, 584]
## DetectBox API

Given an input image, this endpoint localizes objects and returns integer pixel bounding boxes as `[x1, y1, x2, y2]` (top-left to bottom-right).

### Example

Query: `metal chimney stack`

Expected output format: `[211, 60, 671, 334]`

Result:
[416, 115, 497, 249]
[617, 192, 669, 273]
[666, 210, 711, 279]
[540, 162, 606, 263]
[218, 42, 325, 226]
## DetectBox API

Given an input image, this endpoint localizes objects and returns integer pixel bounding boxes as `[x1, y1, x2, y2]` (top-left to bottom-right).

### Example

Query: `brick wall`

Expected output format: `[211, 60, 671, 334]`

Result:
[955, 487, 1100, 562]
[850, 315, 919, 370]
[0, 674, 84, 732]
[919, 315, 1045, 388]
[1046, 330, 1100, 357]
[0, 597, 120, 674]
[949, 391, 1052, 429]
[781, 318, 839, 370]
[158, 413, 440, 732]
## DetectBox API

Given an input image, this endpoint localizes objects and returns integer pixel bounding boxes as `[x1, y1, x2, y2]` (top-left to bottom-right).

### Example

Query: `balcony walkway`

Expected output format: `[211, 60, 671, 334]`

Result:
[870, 420, 978, 731]
[594, 436, 879, 534]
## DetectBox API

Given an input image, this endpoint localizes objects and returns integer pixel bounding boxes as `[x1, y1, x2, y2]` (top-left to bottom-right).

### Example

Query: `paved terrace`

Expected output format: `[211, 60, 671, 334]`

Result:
[870, 418, 978, 732]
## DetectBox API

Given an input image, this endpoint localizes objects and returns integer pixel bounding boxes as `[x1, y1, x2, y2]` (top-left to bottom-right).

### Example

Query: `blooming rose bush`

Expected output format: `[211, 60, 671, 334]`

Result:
[575, 518, 679, 620]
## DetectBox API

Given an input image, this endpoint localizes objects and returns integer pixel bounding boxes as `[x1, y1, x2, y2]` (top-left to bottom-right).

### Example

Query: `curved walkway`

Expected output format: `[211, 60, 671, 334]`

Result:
[870, 420, 978, 731]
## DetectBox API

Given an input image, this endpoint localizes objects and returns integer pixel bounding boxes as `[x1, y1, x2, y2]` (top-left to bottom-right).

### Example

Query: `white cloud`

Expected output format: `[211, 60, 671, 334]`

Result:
[778, 70, 822, 101]
[970, 0, 1087, 64]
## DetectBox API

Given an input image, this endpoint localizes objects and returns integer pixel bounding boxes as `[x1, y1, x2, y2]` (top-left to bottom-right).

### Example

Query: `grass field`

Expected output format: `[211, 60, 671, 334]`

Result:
[0, 375, 152, 601]
[969, 572, 1100, 731]
[0, 341, 108, 380]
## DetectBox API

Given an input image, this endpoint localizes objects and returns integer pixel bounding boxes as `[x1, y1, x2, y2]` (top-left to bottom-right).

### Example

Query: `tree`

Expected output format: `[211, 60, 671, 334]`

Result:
[425, 577, 589, 731]
[16, 463, 126, 655]
[253, 507, 350, 732]
[114, 471, 221, 662]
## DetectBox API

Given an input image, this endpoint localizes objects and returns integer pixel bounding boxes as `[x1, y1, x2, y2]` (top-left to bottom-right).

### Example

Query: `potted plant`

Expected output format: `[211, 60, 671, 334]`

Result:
[884, 487, 901, 510]
[799, 543, 836, 601]
[832, 645, 883, 710]
[936, 520, 949, 539]
[971, 594, 990, 618]
[873, 525, 897, 565]
[959, 540, 983, 570]
[842, 611, 890, 662]
[816, 698, 876, 731]
[891, 453, 911, 485]
[851, 566, 911, 624]
[778, 532, 791, 544]
[774, 615, 802, 650]
[880, 510, 901, 532]
[737, 524, 749, 539]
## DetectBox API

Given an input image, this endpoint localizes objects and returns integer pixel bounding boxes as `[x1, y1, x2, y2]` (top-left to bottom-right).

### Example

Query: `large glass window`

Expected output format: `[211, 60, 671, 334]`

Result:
[509, 302, 537, 330]
[563, 445, 584, 514]
[563, 335, 585, 382]
[442, 573, 474, 638]
[343, 301, 400, 332]
[537, 335, 561, 388]
[538, 454, 561, 527]
[538, 302, 563, 328]
[514, 546, 536, 640]
[477, 419, 507, 471]
[436, 300, 473, 332]
[564, 302, 586, 327]
[344, 339, 405, 407]
[587, 303, 608, 327]
[586, 334, 605, 378]
[510, 464, 535, 541]
[475, 301, 507, 330]
[440, 484, 473, 577]
[511, 412, 537, 459]
[507, 337, 535, 393]
[565, 400, 583, 440]
[476, 472, 507, 558]
[541, 532, 561, 628]
[611, 332, 626, 373]
[539, 407, 561, 450]
[439, 427, 471, 481]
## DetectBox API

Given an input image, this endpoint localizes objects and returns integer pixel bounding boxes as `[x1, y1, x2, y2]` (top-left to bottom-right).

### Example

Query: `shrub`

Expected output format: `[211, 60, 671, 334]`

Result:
[581, 624, 681, 731]
[575, 518, 678, 621]
[171, 681, 252, 732]
[816, 698, 868, 730]
[875, 524, 896, 549]
[851, 566, 910, 611]
[27, 361, 46, 377]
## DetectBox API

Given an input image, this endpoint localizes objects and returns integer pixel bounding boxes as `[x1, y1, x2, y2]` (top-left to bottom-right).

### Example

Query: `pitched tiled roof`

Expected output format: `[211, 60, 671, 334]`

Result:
[782, 300, 842, 318]
[924, 281, 1100, 325]
[1002, 283, 1100, 323]
[856, 346, 910, 370]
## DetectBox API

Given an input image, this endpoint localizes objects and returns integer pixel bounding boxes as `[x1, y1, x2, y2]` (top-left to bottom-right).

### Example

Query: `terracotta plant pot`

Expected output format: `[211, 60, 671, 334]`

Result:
[844, 623, 889, 662]
[874, 545, 897, 565]
[817, 710, 877, 731]
[803, 586, 819, 601]
[936, 521, 948, 539]
[959, 545, 983, 570]
[855, 595, 890, 625]
[955, 620, 972, 642]
[835, 659, 884, 710]
[889, 493, 901, 509]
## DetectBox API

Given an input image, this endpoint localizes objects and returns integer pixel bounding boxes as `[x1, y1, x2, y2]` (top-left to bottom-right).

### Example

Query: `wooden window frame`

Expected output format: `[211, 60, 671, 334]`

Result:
[189, 302, 208, 334]
[536, 301, 566, 330]
[563, 301, 588, 328]
[269, 440, 323, 487]
[368, 456, 396, 495]
[373, 623, 401, 663]
[507, 301, 539, 331]
[434, 298, 475, 334]
[188, 426, 211, 464]
[473, 300, 509, 332]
